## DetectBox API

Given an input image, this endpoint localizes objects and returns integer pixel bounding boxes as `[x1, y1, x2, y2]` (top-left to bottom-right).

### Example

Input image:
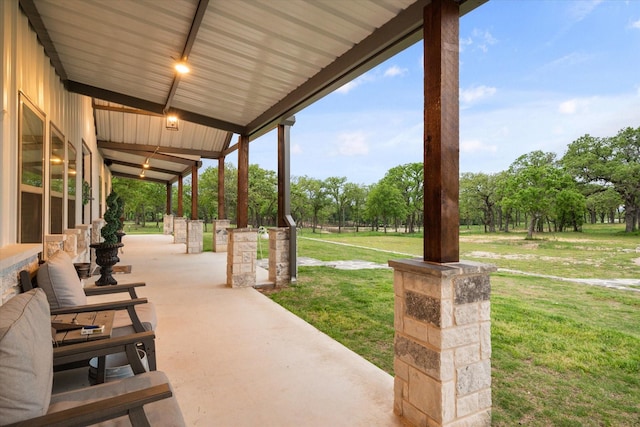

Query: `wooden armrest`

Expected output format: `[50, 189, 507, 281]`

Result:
[84, 282, 146, 299]
[50, 298, 148, 315]
[5, 383, 172, 427]
[53, 331, 156, 371]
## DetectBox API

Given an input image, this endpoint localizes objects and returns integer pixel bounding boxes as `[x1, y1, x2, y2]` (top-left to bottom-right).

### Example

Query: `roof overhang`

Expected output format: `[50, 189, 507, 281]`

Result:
[20, 0, 487, 182]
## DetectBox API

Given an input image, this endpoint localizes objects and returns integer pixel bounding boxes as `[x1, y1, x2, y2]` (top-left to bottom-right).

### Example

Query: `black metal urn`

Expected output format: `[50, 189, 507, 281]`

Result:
[90, 243, 124, 286]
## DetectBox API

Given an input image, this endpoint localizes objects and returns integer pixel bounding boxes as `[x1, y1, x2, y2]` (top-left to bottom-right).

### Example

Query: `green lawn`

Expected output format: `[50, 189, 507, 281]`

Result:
[267, 224, 640, 426]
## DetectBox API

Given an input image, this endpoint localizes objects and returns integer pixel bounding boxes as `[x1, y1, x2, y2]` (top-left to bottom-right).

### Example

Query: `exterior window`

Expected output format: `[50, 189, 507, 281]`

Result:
[50, 125, 65, 234]
[19, 95, 45, 243]
[67, 141, 77, 229]
[82, 141, 92, 224]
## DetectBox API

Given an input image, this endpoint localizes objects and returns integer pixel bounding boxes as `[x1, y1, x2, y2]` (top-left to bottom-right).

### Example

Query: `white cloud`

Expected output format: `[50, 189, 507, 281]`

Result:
[291, 143, 302, 155]
[336, 132, 369, 156]
[461, 139, 497, 154]
[472, 29, 497, 53]
[559, 99, 578, 114]
[568, 0, 603, 22]
[459, 36, 473, 53]
[335, 80, 360, 94]
[558, 98, 594, 115]
[460, 85, 497, 105]
[384, 65, 407, 78]
[631, 19, 640, 29]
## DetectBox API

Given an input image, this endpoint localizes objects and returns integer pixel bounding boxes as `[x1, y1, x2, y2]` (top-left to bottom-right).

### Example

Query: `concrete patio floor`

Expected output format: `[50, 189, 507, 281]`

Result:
[60, 234, 405, 426]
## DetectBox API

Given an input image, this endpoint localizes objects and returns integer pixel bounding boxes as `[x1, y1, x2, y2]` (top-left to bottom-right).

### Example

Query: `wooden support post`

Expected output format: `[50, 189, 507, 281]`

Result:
[166, 182, 172, 214]
[177, 175, 184, 217]
[237, 135, 249, 228]
[191, 163, 198, 220]
[218, 157, 225, 219]
[423, 0, 459, 263]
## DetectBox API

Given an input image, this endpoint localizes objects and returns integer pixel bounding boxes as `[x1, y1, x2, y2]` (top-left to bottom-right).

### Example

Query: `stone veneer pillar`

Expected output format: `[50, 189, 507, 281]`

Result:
[389, 259, 496, 427]
[91, 218, 106, 269]
[226, 228, 257, 288]
[268, 227, 290, 287]
[44, 234, 66, 261]
[186, 220, 203, 254]
[164, 214, 174, 235]
[64, 228, 80, 259]
[173, 217, 187, 244]
[76, 224, 91, 263]
[212, 220, 231, 252]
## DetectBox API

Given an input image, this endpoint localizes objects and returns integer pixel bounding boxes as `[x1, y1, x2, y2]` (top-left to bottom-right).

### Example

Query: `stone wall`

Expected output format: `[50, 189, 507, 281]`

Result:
[390, 259, 495, 427]
[0, 245, 41, 305]
[226, 228, 257, 288]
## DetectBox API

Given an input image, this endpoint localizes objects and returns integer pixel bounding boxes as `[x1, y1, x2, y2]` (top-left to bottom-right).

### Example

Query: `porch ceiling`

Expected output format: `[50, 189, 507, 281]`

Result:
[20, 0, 486, 183]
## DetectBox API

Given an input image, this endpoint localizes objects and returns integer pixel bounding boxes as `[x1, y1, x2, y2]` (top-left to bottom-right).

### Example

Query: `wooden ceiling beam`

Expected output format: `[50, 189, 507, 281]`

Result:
[97, 141, 220, 159]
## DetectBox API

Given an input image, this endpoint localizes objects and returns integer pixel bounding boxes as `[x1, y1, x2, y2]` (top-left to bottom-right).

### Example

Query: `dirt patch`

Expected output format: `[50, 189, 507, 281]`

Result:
[633, 257, 640, 266]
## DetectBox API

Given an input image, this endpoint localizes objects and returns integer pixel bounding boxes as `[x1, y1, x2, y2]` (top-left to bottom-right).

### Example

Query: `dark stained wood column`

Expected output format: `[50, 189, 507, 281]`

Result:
[166, 182, 172, 214]
[218, 157, 225, 219]
[237, 135, 249, 228]
[191, 163, 198, 220]
[277, 117, 295, 227]
[423, 0, 459, 263]
[177, 175, 184, 217]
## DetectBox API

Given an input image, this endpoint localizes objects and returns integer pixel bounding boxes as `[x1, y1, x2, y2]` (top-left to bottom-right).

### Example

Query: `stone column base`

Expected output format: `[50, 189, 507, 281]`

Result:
[164, 214, 174, 235]
[212, 220, 231, 252]
[173, 217, 187, 244]
[268, 227, 290, 287]
[390, 258, 496, 427]
[187, 220, 203, 254]
[226, 228, 257, 288]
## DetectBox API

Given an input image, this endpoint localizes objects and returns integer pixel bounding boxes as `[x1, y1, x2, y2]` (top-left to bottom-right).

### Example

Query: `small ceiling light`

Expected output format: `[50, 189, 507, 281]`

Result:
[174, 60, 190, 74]
[143, 158, 150, 169]
[139, 170, 145, 178]
[50, 156, 62, 164]
[69, 169, 77, 175]
[166, 114, 179, 131]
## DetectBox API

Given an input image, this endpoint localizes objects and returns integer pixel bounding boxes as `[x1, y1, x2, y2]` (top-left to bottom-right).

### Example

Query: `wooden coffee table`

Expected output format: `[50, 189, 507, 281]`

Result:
[51, 310, 115, 346]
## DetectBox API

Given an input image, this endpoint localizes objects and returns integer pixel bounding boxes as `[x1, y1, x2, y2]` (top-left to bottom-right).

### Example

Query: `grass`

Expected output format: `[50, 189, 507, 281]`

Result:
[267, 224, 640, 426]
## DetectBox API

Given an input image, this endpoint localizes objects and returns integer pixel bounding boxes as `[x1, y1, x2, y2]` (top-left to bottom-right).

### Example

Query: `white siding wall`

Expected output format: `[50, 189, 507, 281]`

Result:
[0, 2, 104, 248]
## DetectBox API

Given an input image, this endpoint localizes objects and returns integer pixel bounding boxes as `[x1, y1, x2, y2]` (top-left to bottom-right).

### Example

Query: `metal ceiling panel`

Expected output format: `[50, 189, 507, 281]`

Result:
[21, 0, 487, 182]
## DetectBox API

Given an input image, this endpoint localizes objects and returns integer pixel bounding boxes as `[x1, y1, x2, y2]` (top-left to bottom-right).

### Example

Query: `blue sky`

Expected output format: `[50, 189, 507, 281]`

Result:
[224, 0, 640, 185]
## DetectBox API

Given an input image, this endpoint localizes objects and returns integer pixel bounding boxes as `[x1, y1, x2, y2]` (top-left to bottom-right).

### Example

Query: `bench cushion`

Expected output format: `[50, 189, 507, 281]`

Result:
[0, 289, 53, 424]
[37, 250, 87, 310]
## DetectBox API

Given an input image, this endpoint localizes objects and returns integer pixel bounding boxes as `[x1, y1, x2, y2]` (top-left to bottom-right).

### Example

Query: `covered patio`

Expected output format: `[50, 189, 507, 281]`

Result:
[1, 0, 494, 425]
[56, 233, 404, 426]
[44, 228, 493, 426]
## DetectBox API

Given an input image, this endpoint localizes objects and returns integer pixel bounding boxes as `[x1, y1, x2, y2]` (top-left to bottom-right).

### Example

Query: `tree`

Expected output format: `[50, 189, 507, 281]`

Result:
[344, 183, 368, 232]
[297, 176, 328, 232]
[248, 164, 277, 227]
[503, 151, 576, 239]
[563, 127, 640, 232]
[381, 163, 423, 233]
[365, 181, 407, 233]
[459, 172, 499, 232]
[324, 176, 349, 233]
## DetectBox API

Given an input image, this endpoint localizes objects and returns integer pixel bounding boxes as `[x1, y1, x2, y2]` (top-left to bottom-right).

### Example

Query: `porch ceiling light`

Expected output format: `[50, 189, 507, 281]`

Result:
[165, 114, 179, 131]
[174, 60, 190, 74]
[143, 158, 150, 169]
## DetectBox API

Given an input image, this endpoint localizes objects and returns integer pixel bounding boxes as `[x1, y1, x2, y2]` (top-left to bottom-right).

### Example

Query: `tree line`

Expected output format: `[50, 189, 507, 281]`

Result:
[113, 126, 640, 236]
